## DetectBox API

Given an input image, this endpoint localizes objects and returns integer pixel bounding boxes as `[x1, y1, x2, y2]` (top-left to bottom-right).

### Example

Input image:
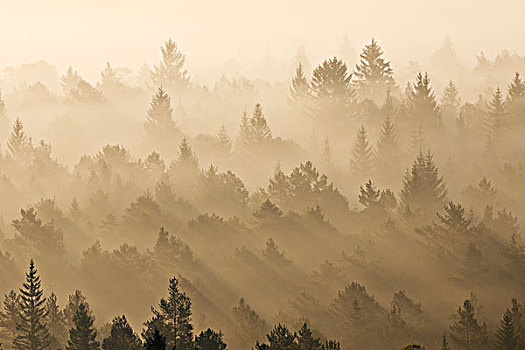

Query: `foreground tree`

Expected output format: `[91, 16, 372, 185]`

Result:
[495, 309, 518, 350]
[449, 299, 488, 350]
[65, 303, 98, 350]
[144, 330, 166, 350]
[194, 329, 227, 350]
[0, 291, 21, 349]
[102, 315, 142, 350]
[45, 293, 67, 350]
[13, 260, 50, 350]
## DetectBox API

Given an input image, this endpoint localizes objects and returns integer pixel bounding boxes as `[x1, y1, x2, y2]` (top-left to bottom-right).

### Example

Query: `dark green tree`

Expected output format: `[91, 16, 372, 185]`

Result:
[449, 299, 488, 350]
[13, 260, 50, 350]
[296, 323, 321, 350]
[143, 277, 194, 350]
[144, 330, 166, 350]
[101, 315, 142, 350]
[353, 38, 395, 103]
[65, 303, 98, 350]
[194, 328, 227, 350]
[256, 324, 297, 350]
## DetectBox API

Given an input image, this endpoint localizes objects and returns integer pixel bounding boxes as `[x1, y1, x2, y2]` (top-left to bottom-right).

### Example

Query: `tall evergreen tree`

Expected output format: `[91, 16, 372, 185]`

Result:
[249, 104, 272, 143]
[65, 303, 99, 350]
[45, 293, 67, 350]
[100, 62, 120, 88]
[350, 125, 373, 178]
[408, 73, 441, 126]
[375, 116, 400, 184]
[232, 298, 267, 348]
[441, 80, 461, 120]
[449, 299, 488, 350]
[61, 67, 81, 95]
[358, 180, 380, 209]
[145, 87, 177, 132]
[506, 72, 525, 124]
[151, 38, 189, 91]
[296, 323, 321, 350]
[255, 324, 297, 350]
[289, 63, 310, 105]
[353, 38, 395, 103]
[0, 291, 21, 349]
[101, 315, 142, 350]
[487, 87, 506, 134]
[143, 277, 194, 350]
[13, 260, 50, 350]
[144, 330, 166, 350]
[171, 137, 199, 177]
[495, 309, 518, 350]
[194, 329, 227, 350]
[217, 124, 231, 152]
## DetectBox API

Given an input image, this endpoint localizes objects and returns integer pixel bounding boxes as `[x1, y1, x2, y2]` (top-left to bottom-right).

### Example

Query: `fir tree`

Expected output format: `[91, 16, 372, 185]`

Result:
[145, 87, 177, 132]
[65, 303, 99, 350]
[409, 73, 440, 126]
[100, 62, 120, 88]
[238, 109, 251, 145]
[217, 124, 231, 152]
[0, 291, 21, 349]
[13, 260, 50, 350]
[64, 291, 89, 330]
[45, 293, 67, 350]
[441, 80, 461, 120]
[256, 324, 297, 350]
[297, 323, 321, 350]
[375, 116, 400, 182]
[507, 72, 525, 102]
[406, 125, 426, 157]
[350, 125, 373, 178]
[495, 309, 518, 350]
[151, 38, 189, 91]
[487, 87, 506, 134]
[249, 104, 272, 143]
[289, 63, 310, 105]
[61, 67, 81, 95]
[262, 238, 291, 266]
[358, 180, 380, 208]
[101, 315, 142, 350]
[506, 72, 525, 124]
[449, 299, 488, 350]
[194, 329, 227, 350]
[353, 38, 395, 103]
[143, 277, 194, 350]
[171, 137, 199, 175]
[7, 118, 32, 160]
[144, 330, 166, 350]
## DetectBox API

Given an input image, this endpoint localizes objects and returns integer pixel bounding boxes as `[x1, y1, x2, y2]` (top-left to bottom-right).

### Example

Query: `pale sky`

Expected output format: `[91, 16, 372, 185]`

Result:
[0, 0, 524, 84]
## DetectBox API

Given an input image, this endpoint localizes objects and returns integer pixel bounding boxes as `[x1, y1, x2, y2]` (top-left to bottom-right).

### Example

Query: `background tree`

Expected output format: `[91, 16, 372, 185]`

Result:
[0, 291, 21, 349]
[350, 125, 373, 179]
[7, 118, 32, 160]
[65, 303, 99, 350]
[506, 72, 525, 124]
[151, 38, 189, 91]
[441, 80, 461, 120]
[232, 298, 267, 348]
[495, 309, 518, 350]
[45, 293, 67, 350]
[289, 63, 310, 107]
[408, 73, 440, 126]
[217, 124, 231, 152]
[487, 87, 506, 135]
[13, 260, 50, 350]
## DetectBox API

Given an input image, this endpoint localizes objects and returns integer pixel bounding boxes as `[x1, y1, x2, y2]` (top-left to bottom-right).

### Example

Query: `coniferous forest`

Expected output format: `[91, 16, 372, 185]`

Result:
[1, 5, 525, 350]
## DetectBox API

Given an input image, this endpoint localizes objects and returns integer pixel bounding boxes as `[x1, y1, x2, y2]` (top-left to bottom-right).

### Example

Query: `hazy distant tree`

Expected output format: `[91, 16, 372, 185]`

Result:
[494, 309, 518, 350]
[217, 124, 231, 152]
[320, 137, 333, 169]
[353, 38, 395, 103]
[232, 298, 267, 347]
[64, 291, 89, 330]
[487, 87, 506, 134]
[350, 126, 373, 178]
[385, 305, 409, 350]
[406, 125, 426, 157]
[358, 180, 380, 209]
[61, 66, 81, 95]
[400, 152, 447, 213]
[408, 73, 440, 126]
[256, 324, 297, 350]
[101, 315, 142, 350]
[99, 62, 122, 91]
[68, 198, 83, 222]
[45, 293, 67, 350]
[70, 80, 105, 104]
[441, 80, 461, 120]
[375, 115, 400, 184]
[249, 103, 272, 143]
[0, 291, 21, 349]
[144, 330, 166, 350]
[262, 238, 291, 266]
[289, 63, 310, 106]
[65, 303, 99, 350]
[13, 260, 50, 350]
[441, 333, 450, 350]
[7, 118, 32, 160]
[310, 57, 354, 120]
[144, 87, 180, 154]
[143, 277, 194, 350]
[505, 72, 525, 124]
[151, 38, 189, 91]
[0, 90, 8, 140]
[297, 323, 321, 350]
[194, 329, 227, 350]
[321, 340, 340, 350]
[449, 299, 488, 350]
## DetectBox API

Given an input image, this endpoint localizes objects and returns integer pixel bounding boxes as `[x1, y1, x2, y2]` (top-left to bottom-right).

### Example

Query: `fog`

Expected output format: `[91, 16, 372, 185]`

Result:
[0, 1, 525, 350]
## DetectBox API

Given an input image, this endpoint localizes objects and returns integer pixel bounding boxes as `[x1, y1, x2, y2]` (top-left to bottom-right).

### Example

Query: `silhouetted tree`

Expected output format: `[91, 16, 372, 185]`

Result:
[495, 309, 518, 350]
[65, 303, 98, 350]
[194, 329, 227, 350]
[101, 315, 142, 350]
[296, 323, 321, 350]
[449, 299, 487, 350]
[255, 324, 297, 350]
[144, 330, 166, 350]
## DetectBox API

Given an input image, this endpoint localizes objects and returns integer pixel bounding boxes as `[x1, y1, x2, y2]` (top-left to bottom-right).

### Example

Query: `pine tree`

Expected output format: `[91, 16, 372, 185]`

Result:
[65, 303, 99, 350]
[101, 315, 142, 350]
[289, 63, 310, 105]
[353, 38, 395, 103]
[249, 104, 272, 143]
[350, 125, 373, 178]
[449, 299, 488, 350]
[13, 260, 50, 350]
[441, 333, 450, 350]
[172, 137, 199, 174]
[0, 291, 21, 349]
[507, 72, 525, 103]
[509, 299, 525, 349]
[217, 124, 231, 152]
[7, 118, 32, 160]
[151, 38, 189, 91]
[441, 80, 461, 120]
[64, 291, 89, 330]
[400, 151, 447, 213]
[194, 328, 227, 350]
[375, 116, 400, 180]
[145, 87, 176, 132]
[256, 324, 297, 350]
[487, 87, 506, 134]
[409, 73, 440, 126]
[45, 293, 67, 350]
[144, 330, 166, 350]
[262, 238, 291, 266]
[232, 298, 267, 347]
[310, 57, 354, 119]
[506, 72, 525, 124]
[61, 67, 81, 95]
[407, 125, 426, 157]
[358, 180, 380, 208]
[143, 277, 194, 350]
[100, 62, 120, 88]
[297, 323, 321, 350]
[495, 309, 518, 350]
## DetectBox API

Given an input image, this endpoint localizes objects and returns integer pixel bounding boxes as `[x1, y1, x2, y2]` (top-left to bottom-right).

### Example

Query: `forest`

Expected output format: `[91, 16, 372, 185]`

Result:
[0, 32, 525, 350]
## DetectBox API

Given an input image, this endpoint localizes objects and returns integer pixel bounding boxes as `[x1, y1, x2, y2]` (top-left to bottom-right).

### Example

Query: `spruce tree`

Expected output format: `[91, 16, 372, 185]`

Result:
[145, 87, 176, 132]
[249, 104, 272, 143]
[408, 73, 440, 126]
[171, 137, 199, 175]
[64, 291, 89, 330]
[350, 125, 373, 178]
[297, 323, 321, 350]
[353, 38, 395, 103]
[449, 299, 488, 350]
[61, 67, 81, 95]
[507, 72, 525, 102]
[506, 72, 525, 124]
[13, 260, 50, 350]
[144, 330, 166, 350]
[509, 299, 525, 349]
[65, 303, 99, 350]
[495, 309, 518, 350]
[151, 38, 189, 91]
[217, 124, 231, 152]
[256, 324, 297, 350]
[101, 315, 142, 350]
[100, 62, 120, 88]
[45, 293, 67, 350]
[143, 277, 194, 350]
[375, 116, 400, 183]
[7, 118, 31, 160]
[289, 63, 310, 105]
[0, 291, 21, 349]
[441, 80, 461, 120]
[194, 328, 227, 350]
[487, 87, 506, 134]
[358, 180, 380, 208]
